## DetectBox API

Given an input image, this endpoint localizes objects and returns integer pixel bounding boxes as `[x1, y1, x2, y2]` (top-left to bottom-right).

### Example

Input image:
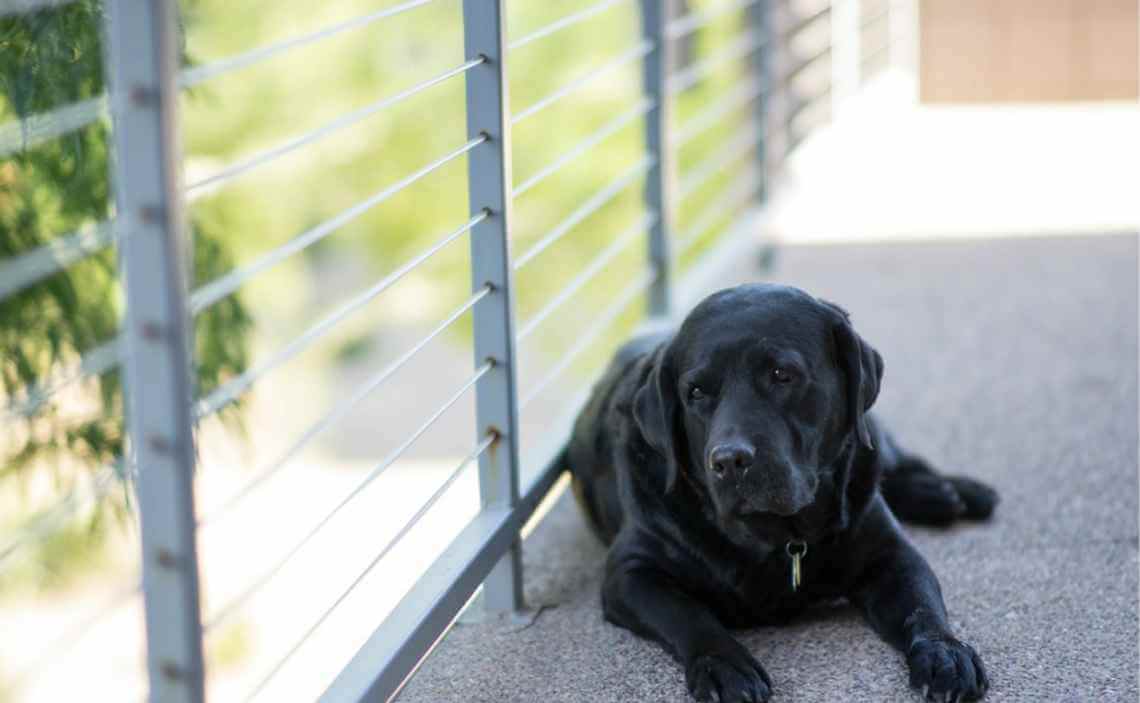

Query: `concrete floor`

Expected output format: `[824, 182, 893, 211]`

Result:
[399, 233, 1138, 702]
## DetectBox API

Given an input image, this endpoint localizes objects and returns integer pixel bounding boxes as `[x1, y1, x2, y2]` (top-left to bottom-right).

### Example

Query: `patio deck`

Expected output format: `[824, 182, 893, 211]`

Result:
[400, 232, 1138, 702]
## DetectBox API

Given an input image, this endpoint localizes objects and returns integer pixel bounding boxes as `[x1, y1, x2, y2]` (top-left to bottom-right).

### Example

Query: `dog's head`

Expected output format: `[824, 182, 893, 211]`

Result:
[634, 284, 883, 542]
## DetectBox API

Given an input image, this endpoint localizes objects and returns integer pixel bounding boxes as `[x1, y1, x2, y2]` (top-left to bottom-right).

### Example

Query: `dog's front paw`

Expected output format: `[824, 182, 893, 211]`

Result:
[907, 636, 989, 701]
[685, 643, 772, 703]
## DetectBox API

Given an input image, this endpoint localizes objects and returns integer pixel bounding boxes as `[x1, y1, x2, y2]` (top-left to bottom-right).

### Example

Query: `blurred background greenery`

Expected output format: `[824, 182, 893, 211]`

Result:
[0, 0, 757, 613]
[0, 0, 800, 698]
[1, 0, 253, 595]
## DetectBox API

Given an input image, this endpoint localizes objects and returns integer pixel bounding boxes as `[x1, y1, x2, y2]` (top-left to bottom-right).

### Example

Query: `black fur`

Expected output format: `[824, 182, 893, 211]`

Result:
[567, 284, 997, 702]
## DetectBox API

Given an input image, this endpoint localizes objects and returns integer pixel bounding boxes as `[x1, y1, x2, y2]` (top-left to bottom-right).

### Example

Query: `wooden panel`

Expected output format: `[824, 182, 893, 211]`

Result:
[920, 0, 1139, 102]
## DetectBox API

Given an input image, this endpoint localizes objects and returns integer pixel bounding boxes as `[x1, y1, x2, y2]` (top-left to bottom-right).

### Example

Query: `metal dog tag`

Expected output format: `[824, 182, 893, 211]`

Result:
[786, 541, 808, 592]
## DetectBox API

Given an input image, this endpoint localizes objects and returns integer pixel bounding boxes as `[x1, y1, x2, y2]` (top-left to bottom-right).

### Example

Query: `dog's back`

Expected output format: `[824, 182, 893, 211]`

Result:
[567, 330, 670, 544]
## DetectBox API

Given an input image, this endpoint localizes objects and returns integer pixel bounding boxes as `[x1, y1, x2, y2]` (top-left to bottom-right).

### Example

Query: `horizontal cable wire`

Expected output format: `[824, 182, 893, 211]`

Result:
[860, 6, 890, 29]
[0, 220, 116, 300]
[180, 0, 437, 87]
[678, 127, 762, 201]
[244, 431, 496, 701]
[192, 213, 484, 420]
[508, 0, 635, 51]
[513, 156, 653, 271]
[787, 108, 831, 152]
[787, 84, 832, 124]
[203, 330, 494, 633]
[678, 168, 761, 254]
[784, 44, 831, 84]
[781, 4, 832, 39]
[195, 255, 489, 423]
[0, 462, 121, 568]
[786, 131, 806, 153]
[512, 98, 652, 198]
[666, 0, 759, 39]
[187, 58, 485, 195]
[520, 268, 657, 410]
[667, 29, 766, 95]
[189, 135, 487, 317]
[671, 77, 765, 149]
[0, 95, 106, 158]
[196, 217, 488, 526]
[511, 40, 652, 126]
[861, 40, 891, 68]
[5, 337, 121, 420]
[516, 212, 656, 344]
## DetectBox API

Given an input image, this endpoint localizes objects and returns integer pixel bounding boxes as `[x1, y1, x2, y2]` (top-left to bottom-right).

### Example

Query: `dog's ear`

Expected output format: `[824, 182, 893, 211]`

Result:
[825, 301, 884, 450]
[633, 341, 684, 492]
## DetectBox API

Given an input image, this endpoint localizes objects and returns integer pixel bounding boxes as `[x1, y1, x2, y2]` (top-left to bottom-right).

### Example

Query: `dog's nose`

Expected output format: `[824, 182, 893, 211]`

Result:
[709, 443, 755, 478]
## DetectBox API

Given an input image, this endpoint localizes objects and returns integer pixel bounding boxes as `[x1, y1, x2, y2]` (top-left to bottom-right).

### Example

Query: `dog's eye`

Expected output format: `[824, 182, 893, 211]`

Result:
[688, 385, 706, 401]
[771, 367, 793, 384]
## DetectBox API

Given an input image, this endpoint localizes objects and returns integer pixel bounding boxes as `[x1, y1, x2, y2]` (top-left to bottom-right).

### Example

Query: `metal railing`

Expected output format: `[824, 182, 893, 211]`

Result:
[0, 0, 897, 700]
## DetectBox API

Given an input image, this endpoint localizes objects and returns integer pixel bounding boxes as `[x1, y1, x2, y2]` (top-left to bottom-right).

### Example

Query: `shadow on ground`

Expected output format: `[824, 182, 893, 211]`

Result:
[400, 234, 1138, 703]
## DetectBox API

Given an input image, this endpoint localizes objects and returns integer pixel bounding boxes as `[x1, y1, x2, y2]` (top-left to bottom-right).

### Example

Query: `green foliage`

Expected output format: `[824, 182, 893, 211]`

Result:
[0, 503, 111, 594]
[333, 334, 376, 364]
[0, 1, 104, 120]
[0, 0, 756, 594]
[0, 2, 250, 528]
[173, 0, 752, 364]
[2, 3, 121, 488]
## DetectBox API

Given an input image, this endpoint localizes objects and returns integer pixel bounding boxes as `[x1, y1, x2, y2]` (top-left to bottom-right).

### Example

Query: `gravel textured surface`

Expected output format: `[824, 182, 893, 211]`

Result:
[400, 234, 1138, 703]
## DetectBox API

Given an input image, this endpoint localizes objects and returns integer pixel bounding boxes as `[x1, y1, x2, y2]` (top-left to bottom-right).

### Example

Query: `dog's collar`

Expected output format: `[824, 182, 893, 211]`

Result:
[786, 541, 808, 591]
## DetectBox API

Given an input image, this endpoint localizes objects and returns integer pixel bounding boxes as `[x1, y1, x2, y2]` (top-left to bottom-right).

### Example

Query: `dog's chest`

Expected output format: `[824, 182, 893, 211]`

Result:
[709, 548, 844, 626]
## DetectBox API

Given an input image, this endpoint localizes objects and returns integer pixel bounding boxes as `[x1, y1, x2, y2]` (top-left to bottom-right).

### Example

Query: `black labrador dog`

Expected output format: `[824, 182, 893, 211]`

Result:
[567, 284, 998, 702]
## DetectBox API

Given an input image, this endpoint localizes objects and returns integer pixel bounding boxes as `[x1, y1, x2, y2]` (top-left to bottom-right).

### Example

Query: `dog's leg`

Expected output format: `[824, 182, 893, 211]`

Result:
[849, 506, 990, 701]
[603, 563, 772, 703]
[880, 455, 968, 525]
[875, 427, 999, 525]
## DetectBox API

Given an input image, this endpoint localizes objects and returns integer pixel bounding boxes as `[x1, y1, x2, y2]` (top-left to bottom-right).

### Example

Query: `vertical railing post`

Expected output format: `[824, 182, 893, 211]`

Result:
[461, 0, 524, 614]
[749, 0, 773, 202]
[103, 1, 205, 701]
[640, 0, 674, 319]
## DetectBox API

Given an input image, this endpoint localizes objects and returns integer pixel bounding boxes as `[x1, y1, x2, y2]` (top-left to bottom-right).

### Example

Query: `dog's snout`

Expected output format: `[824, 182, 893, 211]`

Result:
[709, 443, 755, 478]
